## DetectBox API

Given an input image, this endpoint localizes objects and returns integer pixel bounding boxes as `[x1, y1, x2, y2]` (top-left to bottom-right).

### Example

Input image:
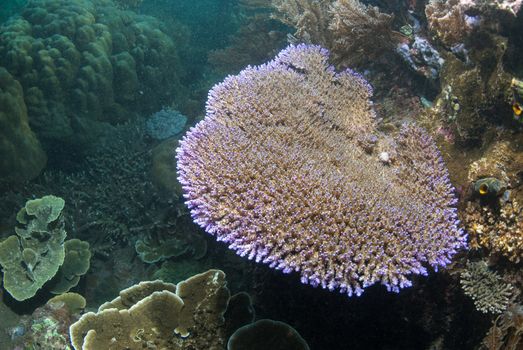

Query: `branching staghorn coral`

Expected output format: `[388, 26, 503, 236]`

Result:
[271, 0, 395, 67]
[460, 261, 515, 314]
[177, 44, 466, 297]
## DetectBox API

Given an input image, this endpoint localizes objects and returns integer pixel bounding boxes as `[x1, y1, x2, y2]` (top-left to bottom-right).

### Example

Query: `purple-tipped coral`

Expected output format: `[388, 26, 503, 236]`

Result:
[176, 44, 466, 297]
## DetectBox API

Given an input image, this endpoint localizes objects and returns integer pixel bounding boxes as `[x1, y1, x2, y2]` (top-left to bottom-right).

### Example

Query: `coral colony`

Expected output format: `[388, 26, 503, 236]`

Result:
[176, 44, 467, 297]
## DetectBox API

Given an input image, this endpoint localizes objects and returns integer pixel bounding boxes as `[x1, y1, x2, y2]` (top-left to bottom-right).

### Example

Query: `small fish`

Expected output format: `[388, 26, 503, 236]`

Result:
[513, 101, 522, 118]
[511, 77, 523, 120]
[473, 177, 507, 197]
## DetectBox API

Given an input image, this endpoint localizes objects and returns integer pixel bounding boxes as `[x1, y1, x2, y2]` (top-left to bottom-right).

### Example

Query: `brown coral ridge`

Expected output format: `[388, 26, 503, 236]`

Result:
[70, 270, 231, 350]
[426, 0, 522, 49]
[428, 33, 513, 145]
[271, 0, 397, 67]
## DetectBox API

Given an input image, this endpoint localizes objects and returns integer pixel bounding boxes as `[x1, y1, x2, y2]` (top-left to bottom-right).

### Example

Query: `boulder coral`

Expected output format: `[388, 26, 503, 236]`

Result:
[177, 44, 467, 297]
[0, 67, 46, 182]
[0, 0, 182, 146]
[227, 319, 310, 350]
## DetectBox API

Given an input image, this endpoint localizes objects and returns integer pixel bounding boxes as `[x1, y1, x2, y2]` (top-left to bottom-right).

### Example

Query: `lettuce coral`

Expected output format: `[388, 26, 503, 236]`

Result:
[0, 195, 66, 301]
[177, 44, 467, 297]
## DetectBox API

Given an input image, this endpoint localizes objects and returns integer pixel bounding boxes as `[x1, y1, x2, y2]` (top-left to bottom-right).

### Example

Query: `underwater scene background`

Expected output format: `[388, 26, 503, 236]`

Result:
[0, 0, 522, 349]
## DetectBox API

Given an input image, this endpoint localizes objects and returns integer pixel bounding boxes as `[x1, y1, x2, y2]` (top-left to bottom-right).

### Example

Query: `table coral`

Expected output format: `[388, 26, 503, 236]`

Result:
[176, 44, 466, 297]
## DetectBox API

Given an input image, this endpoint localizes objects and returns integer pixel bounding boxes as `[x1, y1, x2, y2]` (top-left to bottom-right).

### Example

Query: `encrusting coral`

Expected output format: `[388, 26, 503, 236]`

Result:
[8, 292, 86, 348]
[70, 270, 231, 350]
[176, 44, 466, 297]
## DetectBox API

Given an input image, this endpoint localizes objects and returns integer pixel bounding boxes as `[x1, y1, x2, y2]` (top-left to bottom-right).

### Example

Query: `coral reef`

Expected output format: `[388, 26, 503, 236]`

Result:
[423, 0, 522, 147]
[464, 200, 523, 263]
[0, 0, 183, 147]
[482, 304, 523, 349]
[208, 13, 287, 76]
[428, 38, 512, 144]
[113, 0, 143, 10]
[177, 44, 466, 297]
[0, 195, 67, 301]
[460, 261, 515, 314]
[70, 270, 231, 349]
[463, 139, 523, 262]
[328, 0, 396, 66]
[0, 0, 27, 24]
[146, 108, 188, 140]
[426, 0, 522, 48]
[45, 119, 163, 247]
[271, 0, 397, 67]
[396, 36, 444, 80]
[10, 292, 85, 349]
[467, 140, 523, 199]
[0, 67, 46, 182]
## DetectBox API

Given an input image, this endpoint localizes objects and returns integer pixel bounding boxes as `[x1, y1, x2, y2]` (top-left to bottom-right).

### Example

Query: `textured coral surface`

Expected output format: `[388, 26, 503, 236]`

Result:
[177, 44, 466, 297]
